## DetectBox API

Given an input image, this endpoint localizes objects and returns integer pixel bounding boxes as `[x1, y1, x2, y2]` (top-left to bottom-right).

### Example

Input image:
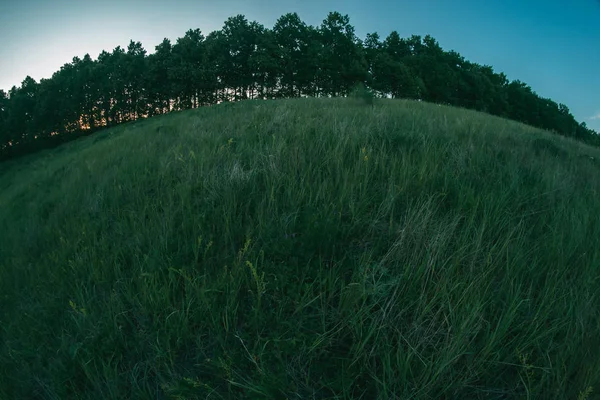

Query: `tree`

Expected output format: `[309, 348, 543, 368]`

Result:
[170, 30, 207, 109]
[125, 41, 148, 119]
[0, 90, 9, 154]
[317, 12, 367, 96]
[6, 77, 38, 147]
[363, 32, 381, 93]
[1, 10, 597, 161]
[410, 35, 458, 104]
[217, 15, 263, 101]
[273, 13, 313, 97]
[34, 77, 63, 139]
[250, 27, 280, 99]
[506, 80, 538, 125]
[147, 38, 174, 115]
[107, 46, 129, 125]
[78, 54, 102, 130]
[374, 31, 422, 99]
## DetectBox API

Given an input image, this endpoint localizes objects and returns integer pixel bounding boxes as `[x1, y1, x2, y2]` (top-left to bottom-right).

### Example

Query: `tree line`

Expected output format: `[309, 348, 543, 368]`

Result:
[1, 12, 597, 160]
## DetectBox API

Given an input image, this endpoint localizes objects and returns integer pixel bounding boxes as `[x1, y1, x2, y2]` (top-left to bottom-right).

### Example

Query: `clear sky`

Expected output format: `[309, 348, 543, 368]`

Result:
[1, 0, 599, 130]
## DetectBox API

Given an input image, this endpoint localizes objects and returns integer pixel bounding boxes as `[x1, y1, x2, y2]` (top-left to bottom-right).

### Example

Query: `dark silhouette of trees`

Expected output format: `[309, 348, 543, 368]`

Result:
[318, 12, 368, 97]
[0, 90, 7, 150]
[1, 11, 597, 160]
[273, 13, 313, 98]
[146, 38, 174, 116]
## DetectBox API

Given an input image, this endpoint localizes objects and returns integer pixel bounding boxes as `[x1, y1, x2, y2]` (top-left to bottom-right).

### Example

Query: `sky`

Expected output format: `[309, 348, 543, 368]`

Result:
[1, 0, 599, 131]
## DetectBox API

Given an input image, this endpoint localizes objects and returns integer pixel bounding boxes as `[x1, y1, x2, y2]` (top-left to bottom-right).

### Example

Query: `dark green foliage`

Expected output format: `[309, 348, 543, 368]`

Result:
[317, 12, 367, 96]
[0, 90, 9, 153]
[349, 82, 375, 106]
[146, 38, 174, 115]
[273, 13, 315, 97]
[0, 10, 597, 161]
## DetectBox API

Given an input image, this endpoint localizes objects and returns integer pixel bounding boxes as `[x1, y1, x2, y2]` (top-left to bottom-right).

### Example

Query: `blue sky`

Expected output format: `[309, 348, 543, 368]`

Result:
[1, 0, 599, 130]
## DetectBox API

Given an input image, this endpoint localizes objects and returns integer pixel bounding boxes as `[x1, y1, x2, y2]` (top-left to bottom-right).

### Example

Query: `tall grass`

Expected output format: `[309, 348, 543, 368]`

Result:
[1, 98, 599, 399]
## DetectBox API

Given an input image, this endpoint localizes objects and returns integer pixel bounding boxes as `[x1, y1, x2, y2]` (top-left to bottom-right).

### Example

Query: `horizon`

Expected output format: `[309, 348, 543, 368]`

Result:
[2, 0, 599, 131]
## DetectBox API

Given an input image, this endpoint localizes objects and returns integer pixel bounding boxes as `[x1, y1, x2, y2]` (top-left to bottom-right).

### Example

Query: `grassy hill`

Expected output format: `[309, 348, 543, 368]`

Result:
[1, 98, 599, 399]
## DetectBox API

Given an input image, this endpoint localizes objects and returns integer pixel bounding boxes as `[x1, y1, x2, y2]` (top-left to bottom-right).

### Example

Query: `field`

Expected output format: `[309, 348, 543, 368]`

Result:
[1, 98, 599, 399]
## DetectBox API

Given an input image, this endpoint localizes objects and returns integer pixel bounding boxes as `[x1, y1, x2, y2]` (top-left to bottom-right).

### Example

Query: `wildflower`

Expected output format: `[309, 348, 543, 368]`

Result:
[578, 386, 593, 400]
[69, 300, 86, 316]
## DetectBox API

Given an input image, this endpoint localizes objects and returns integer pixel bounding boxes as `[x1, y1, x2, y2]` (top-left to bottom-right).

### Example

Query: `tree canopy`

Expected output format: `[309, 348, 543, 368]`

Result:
[1, 11, 597, 160]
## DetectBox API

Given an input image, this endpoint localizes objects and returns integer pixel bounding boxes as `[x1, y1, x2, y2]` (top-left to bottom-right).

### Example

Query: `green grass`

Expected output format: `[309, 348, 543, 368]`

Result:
[1, 98, 599, 399]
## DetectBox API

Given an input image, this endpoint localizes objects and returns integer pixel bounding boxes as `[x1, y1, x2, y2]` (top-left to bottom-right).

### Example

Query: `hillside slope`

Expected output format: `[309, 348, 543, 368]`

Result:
[1, 98, 599, 399]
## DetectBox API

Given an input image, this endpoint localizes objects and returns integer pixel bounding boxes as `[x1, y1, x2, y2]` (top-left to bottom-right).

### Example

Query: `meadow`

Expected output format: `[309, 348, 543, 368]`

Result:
[1, 98, 599, 399]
